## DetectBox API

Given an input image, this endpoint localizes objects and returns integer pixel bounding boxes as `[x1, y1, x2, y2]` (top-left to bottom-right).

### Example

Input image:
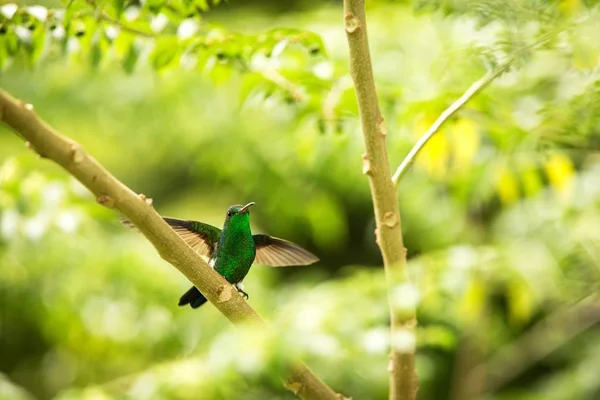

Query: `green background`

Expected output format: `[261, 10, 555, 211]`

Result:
[1, 0, 600, 399]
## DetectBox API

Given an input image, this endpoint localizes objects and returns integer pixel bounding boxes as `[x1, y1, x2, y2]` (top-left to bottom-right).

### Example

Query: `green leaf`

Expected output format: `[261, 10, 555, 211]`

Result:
[0, 38, 7, 70]
[166, 0, 192, 16]
[89, 33, 108, 69]
[90, 40, 101, 68]
[150, 36, 179, 70]
[194, 0, 209, 12]
[63, 0, 88, 30]
[30, 23, 46, 64]
[296, 31, 326, 57]
[238, 72, 266, 104]
[207, 62, 236, 85]
[4, 31, 20, 56]
[145, 0, 167, 13]
[16, 22, 46, 65]
[113, 0, 125, 18]
[123, 39, 141, 74]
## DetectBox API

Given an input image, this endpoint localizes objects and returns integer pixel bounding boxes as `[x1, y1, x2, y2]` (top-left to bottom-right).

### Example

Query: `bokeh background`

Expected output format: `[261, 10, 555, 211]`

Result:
[1, 0, 600, 399]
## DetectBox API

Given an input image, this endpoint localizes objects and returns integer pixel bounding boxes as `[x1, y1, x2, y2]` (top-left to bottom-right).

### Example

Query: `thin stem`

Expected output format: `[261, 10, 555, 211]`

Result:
[0, 89, 341, 400]
[92, 0, 156, 38]
[260, 68, 306, 102]
[391, 67, 506, 186]
[97, 14, 156, 37]
[342, 1, 417, 399]
[392, 29, 562, 187]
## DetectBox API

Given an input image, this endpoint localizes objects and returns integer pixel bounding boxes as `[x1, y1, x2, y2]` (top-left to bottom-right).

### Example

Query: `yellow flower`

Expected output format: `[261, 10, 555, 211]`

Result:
[496, 164, 520, 205]
[558, 0, 581, 16]
[451, 118, 479, 171]
[544, 153, 575, 200]
[459, 280, 486, 322]
[415, 114, 448, 178]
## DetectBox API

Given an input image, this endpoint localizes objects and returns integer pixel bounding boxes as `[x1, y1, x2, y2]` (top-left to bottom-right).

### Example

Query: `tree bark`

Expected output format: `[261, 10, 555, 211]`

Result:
[341, 1, 418, 399]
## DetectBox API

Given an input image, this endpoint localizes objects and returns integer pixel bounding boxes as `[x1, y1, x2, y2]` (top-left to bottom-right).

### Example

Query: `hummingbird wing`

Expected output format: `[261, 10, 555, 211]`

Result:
[253, 234, 319, 266]
[121, 217, 221, 258]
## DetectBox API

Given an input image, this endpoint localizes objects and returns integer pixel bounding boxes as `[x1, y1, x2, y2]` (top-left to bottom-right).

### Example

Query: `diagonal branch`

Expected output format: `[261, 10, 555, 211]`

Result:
[342, 1, 417, 399]
[0, 89, 341, 400]
[391, 65, 509, 187]
[391, 29, 562, 187]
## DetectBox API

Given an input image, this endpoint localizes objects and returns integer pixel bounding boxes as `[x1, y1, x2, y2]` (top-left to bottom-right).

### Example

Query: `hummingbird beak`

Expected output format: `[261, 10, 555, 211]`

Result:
[238, 202, 255, 214]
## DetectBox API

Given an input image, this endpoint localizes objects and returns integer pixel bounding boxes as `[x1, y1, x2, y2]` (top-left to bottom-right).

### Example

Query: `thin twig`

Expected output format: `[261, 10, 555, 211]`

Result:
[391, 66, 507, 186]
[91, 0, 155, 38]
[0, 89, 342, 400]
[97, 14, 155, 37]
[260, 68, 306, 102]
[391, 29, 561, 187]
[342, 1, 417, 399]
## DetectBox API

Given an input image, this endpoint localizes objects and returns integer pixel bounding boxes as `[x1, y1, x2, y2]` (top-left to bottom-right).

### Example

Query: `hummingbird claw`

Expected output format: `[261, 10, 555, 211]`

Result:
[234, 283, 249, 300]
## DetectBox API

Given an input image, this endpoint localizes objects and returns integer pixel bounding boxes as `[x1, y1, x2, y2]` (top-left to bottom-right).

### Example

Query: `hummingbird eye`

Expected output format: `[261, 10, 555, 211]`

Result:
[227, 211, 233, 217]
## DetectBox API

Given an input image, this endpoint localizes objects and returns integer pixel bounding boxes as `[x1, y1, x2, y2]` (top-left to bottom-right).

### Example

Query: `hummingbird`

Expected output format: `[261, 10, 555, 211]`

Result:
[122, 202, 318, 309]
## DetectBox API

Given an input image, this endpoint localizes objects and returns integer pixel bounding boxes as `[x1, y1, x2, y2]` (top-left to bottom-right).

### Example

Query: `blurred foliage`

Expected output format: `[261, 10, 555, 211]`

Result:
[1, 0, 600, 399]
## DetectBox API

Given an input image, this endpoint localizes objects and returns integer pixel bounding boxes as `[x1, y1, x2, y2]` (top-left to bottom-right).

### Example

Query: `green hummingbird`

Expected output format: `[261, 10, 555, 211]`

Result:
[122, 202, 318, 309]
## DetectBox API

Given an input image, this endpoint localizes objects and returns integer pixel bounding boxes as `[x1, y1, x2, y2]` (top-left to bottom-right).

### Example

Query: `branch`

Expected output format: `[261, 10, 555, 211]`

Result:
[91, 1, 156, 38]
[97, 14, 155, 38]
[342, 2, 417, 400]
[472, 293, 600, 393]
[0, 89, 341, 400]
[391, 65, 509, 187]
[260, 68, 306, 102]
[391, 29, 562, 187]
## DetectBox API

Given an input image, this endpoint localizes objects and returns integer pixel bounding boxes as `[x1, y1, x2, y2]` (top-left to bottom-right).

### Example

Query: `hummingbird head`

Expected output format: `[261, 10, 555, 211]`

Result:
[223, 202, 255, 227]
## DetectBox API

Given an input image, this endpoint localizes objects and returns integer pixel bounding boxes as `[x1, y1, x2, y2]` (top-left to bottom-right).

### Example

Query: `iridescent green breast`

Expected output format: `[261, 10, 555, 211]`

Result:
[213, 223, 256, 284]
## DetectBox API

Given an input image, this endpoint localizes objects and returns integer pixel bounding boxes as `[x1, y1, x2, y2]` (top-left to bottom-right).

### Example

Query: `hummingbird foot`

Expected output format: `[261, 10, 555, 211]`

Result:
[234, 282, 249, 299]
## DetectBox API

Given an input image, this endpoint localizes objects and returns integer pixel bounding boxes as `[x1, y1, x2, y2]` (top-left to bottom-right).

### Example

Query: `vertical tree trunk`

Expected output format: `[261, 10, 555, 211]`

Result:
[341, 1, 418, 399]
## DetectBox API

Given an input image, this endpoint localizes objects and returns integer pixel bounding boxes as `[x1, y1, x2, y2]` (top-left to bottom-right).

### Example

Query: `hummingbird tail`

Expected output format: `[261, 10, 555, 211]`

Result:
[178, 286, 208, 309]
